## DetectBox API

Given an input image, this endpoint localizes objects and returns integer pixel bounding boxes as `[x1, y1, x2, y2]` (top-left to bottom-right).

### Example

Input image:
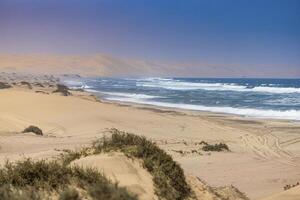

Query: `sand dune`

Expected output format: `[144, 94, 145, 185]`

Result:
[0, 54, 181, 76]
[72, 153, 157, 200]
[1, 54, 294, 78]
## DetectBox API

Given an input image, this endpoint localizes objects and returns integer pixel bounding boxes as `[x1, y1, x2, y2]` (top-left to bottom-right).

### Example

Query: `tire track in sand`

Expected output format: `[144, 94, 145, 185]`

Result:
[241, 134, 297, 167]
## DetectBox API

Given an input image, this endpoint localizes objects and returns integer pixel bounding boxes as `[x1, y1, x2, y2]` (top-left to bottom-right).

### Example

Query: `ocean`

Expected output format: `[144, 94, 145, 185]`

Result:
[63, 77, 300, 121]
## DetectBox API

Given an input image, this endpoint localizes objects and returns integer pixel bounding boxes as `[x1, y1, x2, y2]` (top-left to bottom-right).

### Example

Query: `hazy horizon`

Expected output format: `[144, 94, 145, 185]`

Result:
[0, 0, 299, 77]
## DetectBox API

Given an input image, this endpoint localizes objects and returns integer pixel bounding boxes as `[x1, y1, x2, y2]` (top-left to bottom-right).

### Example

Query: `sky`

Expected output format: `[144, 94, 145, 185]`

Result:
[0, 0, 299, 77]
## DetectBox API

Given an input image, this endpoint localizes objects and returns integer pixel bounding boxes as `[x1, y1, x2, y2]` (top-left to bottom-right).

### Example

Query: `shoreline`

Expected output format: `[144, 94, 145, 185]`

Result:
[90, 93, 300, 124]
[80, 83, 300, 121]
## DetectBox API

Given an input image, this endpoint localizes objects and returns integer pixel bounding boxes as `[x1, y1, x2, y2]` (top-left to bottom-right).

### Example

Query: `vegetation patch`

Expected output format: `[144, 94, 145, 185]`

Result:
[20, 81, 33, 89]
[61, 129, 192, 200]
[0, 82, 11, 89]
[0, 158, 137, 200]
[33, 82, 44, 87]
[22, 125, 43, 136]
[284, 182, 299, 190]
[202, 143, 229, 152]
[53, 84, 71, 96]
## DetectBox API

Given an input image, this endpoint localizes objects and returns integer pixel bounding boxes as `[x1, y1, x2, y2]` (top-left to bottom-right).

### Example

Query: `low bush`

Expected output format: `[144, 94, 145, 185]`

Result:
[0, 82, 11, 89]
[53, 84, 71, 96]
[202, 143, 229, 152]
[22, 125, 43, 136]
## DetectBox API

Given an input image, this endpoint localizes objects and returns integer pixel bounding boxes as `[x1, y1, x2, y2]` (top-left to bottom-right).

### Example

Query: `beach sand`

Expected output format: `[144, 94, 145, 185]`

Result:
[0, 75, 300, 199]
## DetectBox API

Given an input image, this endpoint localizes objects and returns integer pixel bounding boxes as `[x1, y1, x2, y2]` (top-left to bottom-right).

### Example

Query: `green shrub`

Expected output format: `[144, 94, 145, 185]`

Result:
[22, 125, 43, 136]
[53, 84, 71, 96]
[202, 143, 229, 152]
[0, 158, 136, 200]
[0, 82, 11, 89]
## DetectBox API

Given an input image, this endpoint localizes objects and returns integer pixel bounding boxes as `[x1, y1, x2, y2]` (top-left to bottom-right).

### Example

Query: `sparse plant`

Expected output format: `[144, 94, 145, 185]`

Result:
[0, 82, 11, 89]
[202, 142, 229, 152]
[53, 84, 71, 96]
[284, 182, 299, 190]
[22, 125, 43, 136]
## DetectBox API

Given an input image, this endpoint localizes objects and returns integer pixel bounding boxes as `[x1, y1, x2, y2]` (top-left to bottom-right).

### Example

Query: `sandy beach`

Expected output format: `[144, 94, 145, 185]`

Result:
[0, 74, 299, 199]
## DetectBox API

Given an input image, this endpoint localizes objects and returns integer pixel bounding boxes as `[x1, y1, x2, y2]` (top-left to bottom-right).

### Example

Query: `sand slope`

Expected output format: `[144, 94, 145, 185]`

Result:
[260, 186, 300, 200]
[71, 153, 157, 200]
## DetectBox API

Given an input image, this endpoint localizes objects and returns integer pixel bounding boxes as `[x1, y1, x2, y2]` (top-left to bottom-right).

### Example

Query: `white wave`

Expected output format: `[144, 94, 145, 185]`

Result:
[63, 79, 96, 91]
[100, 92, 160, 99]
[105, 97, 300, 120]
[63, 80, 84, 87]
[138, 77, 173, 81]
[138, 81, 247, 91]
[251, 86, 300, 94]
[137, 79, 300, 94]
[85, 89, 99, 93]
[265, 98, 300, 106]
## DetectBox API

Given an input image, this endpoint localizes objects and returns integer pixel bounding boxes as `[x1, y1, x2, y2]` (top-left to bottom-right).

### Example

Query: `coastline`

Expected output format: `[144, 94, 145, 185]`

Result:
[97, 97, 300, 123]
[69, 76, 300, 121]
[0, 75, 300, 199]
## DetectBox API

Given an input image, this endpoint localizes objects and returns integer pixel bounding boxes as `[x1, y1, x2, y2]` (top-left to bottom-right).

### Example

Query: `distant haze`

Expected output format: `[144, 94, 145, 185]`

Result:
[0, 0, 299, 78]
[0, 54, 299, 78]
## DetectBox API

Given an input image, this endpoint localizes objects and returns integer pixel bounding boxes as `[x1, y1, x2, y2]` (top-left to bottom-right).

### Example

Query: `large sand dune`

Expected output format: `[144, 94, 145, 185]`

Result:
[2, 54, 297, 78]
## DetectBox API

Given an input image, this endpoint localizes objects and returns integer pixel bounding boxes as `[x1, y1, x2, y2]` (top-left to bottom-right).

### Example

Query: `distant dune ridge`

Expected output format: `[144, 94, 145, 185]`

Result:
[0, 54, 179, 77]
[0, 54, 298, 78]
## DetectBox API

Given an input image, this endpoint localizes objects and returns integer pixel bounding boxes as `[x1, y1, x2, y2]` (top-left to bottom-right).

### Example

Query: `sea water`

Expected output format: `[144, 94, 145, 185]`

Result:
[63, 77, 300, 121]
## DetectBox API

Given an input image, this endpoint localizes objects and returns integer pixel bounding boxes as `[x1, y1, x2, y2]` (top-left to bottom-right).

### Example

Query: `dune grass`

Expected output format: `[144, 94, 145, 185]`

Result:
[0, 158, 137, 200]
[61, 129, 192, 200]
[22, 125, 43, 136]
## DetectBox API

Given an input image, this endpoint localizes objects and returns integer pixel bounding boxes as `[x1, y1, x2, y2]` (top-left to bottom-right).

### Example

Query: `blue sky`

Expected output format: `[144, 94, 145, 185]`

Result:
[0, 0, 299, 75]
